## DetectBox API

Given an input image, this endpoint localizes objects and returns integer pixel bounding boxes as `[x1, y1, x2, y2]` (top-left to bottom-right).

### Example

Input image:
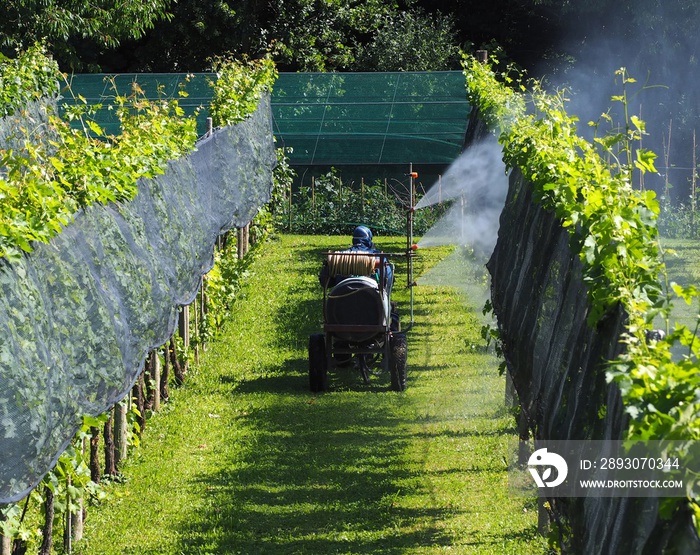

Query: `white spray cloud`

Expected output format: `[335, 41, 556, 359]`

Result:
[416, 137, 508, 256]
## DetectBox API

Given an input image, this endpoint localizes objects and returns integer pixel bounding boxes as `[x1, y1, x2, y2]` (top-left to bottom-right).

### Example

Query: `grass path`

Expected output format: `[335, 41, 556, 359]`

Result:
[74, 234, 545, 554]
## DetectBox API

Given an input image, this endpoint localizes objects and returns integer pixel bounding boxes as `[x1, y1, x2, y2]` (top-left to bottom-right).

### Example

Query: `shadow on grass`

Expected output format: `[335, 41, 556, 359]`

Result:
[176, 382, 455, 554]
[463, 525, 543, 549]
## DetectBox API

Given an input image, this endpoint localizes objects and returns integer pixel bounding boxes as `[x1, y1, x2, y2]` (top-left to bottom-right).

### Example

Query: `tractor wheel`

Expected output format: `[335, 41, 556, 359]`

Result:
[389, 332, 407, 391]
[390, 302, 400, 332]
[309, 333, 328, 392]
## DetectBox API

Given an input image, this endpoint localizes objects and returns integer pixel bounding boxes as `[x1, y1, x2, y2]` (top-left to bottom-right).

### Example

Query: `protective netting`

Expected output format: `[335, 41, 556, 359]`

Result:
[0, 95, 276, 503]
[484, 120, 700, 552]
[61, 71, 471, 167]
[270, 71, 470, 166]
[0, 98, 58, 153]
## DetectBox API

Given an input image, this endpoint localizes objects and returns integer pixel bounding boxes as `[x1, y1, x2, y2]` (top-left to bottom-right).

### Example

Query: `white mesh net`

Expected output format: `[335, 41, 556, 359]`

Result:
[0, 95, 276, 503]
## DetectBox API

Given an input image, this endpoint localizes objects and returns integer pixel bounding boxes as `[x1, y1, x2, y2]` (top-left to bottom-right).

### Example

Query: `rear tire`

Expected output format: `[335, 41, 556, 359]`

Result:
[390, 302, 400, 332]
[309, 333, 328, 392]
[389, 332, 407, 391]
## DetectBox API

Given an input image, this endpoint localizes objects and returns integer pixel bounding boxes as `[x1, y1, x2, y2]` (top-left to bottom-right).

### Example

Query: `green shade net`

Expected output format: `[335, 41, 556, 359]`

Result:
[61, 71, 470, 164]
[270, 71, 470, 165]
[0, 96, 276, 503]
[63, 73, 216, 136]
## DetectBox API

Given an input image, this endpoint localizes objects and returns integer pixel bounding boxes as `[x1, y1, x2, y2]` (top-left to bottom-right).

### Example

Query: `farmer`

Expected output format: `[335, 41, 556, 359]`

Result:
[319, 225, 394, 292]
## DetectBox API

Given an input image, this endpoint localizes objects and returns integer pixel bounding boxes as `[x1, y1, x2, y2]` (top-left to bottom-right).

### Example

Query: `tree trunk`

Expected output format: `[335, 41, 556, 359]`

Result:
[103, 409, 116, 477]
[38, 487, 54, 555]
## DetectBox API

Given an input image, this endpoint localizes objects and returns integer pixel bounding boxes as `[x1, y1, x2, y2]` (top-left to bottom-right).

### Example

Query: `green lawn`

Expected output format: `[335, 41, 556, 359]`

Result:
[658, 238, 700, 331]
[73, 234, 545, 555]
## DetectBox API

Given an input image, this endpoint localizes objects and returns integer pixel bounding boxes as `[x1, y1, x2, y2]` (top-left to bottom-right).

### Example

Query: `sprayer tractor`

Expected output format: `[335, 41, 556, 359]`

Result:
[309, 249, 408, 392]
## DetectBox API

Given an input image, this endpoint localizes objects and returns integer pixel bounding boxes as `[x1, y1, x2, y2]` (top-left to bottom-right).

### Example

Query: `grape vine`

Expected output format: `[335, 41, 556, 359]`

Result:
[464, 53, 699, 525]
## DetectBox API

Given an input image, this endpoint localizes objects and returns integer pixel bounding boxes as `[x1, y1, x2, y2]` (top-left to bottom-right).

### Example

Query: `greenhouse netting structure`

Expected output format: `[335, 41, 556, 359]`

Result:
[63, 71, 471, 185]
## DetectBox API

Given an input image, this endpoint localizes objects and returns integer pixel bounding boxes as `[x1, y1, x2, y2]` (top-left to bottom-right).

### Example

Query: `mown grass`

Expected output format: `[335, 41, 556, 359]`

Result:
[73, 234, 545, 555]
[659, 238, 700, 331]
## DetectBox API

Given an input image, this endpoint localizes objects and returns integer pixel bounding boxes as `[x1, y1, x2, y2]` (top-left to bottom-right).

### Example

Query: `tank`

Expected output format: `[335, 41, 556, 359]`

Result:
[326, 276, 388, 343]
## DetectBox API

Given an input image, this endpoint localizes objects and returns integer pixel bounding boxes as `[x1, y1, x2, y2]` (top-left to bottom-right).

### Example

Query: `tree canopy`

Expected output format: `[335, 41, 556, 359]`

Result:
[0, 0, 172, 69]
[74, 0, 463, 73]
[4, 0, 700, 79]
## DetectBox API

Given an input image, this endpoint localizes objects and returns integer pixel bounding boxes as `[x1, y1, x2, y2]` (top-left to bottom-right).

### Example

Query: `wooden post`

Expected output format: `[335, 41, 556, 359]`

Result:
[193, 293, 200, 364]
[1, 511, 11, 555]
[311, 176, 315, 209]
[170, 336, 185, 385]
[153, 351, 161, 412]
[200, 278, 207, 354]
[178, 306, 190, 374]
[237, 227, 244, 260]
[288, 181, 293, 231]
[145, 350, 161, 411]
[63, 475, 72, 554]
[103, 409, 116, 477]
[114, 400, 128, 467]
[71, 438, 86, 544]
[73, 496, 84, 544]
[237, 225, 250, 259]
[161, 345, 170, 402]
[89, 425, 101, 483]
[133, 372, 145, 436]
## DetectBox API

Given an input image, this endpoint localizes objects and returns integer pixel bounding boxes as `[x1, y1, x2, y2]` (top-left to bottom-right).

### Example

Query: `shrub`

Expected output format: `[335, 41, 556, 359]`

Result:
[276, 170, 449, 236]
